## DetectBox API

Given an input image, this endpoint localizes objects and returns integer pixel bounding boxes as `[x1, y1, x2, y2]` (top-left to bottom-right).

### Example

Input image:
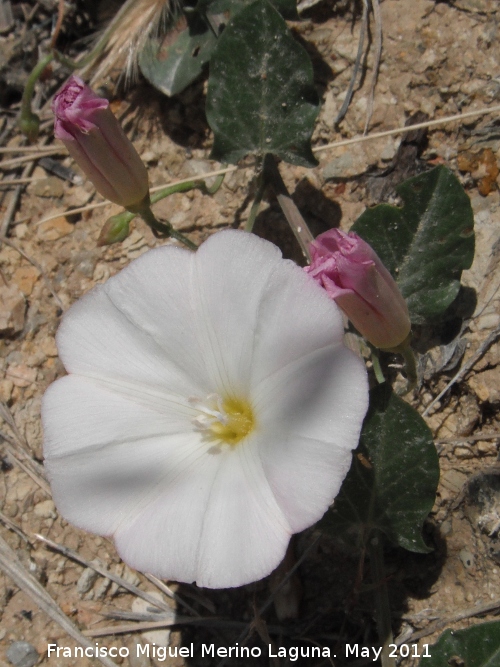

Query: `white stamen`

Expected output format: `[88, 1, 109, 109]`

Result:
[191, 393, 230, 433]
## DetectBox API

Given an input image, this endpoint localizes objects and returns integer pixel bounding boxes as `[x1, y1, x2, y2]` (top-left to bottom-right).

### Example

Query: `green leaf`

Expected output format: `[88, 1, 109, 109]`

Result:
[209, 0, 299, 20]
[322, 384, 439, 552]
[206, 0, 319, 167]
[139, 17, 217, 97]
[269, 0, 299, 19]
[351, 166, 475, 324]
[423, 621, 500, 667]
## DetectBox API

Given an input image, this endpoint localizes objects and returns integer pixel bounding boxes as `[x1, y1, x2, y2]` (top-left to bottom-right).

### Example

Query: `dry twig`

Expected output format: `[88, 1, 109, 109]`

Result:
[0, 535, 119, 667]
[0, 402, 49, 492]
[35, 534, 175, 614]
[216, 535, 320, 667]
[0, 236, 64, 310]
[0, 177, 44, 187]
[364, 0, 382, 134]
[435, 431, 500, 445]
[423, 325, 500, 417]
[1, 439, 51, 494]
[83, 616, 240, 638]
[0, 511, 32, 543]
[0, 145, 61, 154]
[399, 598, 500, 645]
[0, 147, 63, 171]
[143, 572, 209, 615]
[335, 0, 369, 125]
[31, 104, 500, 229]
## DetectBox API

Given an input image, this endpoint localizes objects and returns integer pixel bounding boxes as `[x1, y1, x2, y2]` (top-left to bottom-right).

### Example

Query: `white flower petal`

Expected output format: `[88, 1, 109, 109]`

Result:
[113, 447, 222, 585]
[115, 437, 291, 588]
[42, 375, 193, 459]
[195, 438, 291, 587]
[191, 230, 283, 395]
[43, 375, 205, 536]
[250, 254, 346, 386]
[102, 245, 216, 392]
[101, 231, 283, 397]
[44, 433, 203, 537]
[254, 347, 368, 531]
[57, 276, 202, 398]
[255, 344, 368, 443]
[257, 431, 355, 533]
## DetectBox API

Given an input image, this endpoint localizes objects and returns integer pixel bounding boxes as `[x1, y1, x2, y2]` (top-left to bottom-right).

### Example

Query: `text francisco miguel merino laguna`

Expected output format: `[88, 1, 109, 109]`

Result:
[47, 642, 431, 661]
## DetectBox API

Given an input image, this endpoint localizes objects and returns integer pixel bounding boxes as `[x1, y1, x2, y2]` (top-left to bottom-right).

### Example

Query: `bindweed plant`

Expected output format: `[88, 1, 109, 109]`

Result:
[22, 0, 485, 664]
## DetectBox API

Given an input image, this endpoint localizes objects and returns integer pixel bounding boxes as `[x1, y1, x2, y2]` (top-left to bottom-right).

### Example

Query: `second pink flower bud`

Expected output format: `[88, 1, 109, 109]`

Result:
[305, 229, 411, 350]
[52, 76, 149, 211]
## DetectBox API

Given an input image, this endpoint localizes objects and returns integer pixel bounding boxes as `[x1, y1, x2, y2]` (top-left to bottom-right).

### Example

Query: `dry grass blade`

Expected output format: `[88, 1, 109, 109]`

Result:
[35, 166, 236, 227]
[103, 609, 176, 621]
[84, 620, 180, 638]
[0, 511, 32, 543]
[1, 134, 51, 238]
[0, 237, 65, 310]
[335, 0, 369, 125]
[0, 400, 29, 447]
[400, 598, 500, 645]
[0, 401, 49, 492]
[0, 146, 61, 154]
[84, 615, 263, 638]
[2, 439, 51, 494]
[364, 0, 382, 134]
[216, 535, 320, 667]
[423, 324, 500, 416]
[0, 534, 119, 667]
[143, 572, 205, 615]
[1, 162, 35, 238]
[436, 431, 500, 445]
[0, 177, 43, 187]
[316, 104, 500, 154]
[0, 148, 64, 170]
[0, 431, 45, 479]
[35, 534, 174, 614]
[79, 0, 174, 88]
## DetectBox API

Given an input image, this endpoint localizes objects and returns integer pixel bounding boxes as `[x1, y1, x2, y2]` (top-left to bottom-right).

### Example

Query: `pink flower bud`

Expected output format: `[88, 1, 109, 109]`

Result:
[53, 76, 149, 210]
[305, 229, 411, 349]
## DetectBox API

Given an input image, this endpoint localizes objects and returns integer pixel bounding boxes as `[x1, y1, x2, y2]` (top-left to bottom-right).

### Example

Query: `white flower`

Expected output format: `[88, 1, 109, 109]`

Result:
[42, 230, 368, 588]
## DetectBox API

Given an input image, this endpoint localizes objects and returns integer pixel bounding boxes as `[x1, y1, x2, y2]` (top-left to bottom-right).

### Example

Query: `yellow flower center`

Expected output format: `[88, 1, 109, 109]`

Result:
[191, 394, 255, 446]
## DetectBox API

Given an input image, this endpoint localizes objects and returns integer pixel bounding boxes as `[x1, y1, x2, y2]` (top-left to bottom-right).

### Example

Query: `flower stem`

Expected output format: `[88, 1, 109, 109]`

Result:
[388, 335, 417, 394]
[100, 176, 225, 246]
[52, 6, 126, 71]
[368, 532, 396, 667]
[18, 52, 55, 141]
[400, 340, 417, 391]
[245, 170, 266, 233]
[370, 346, 385, 384]
[198, 171, 226, 195]
[263, 154, 314, 261]
[131, 201, 197, 251]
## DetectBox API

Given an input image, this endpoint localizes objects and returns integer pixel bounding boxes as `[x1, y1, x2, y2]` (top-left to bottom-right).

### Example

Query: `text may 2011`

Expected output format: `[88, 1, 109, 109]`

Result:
[47, 642, 431, 662]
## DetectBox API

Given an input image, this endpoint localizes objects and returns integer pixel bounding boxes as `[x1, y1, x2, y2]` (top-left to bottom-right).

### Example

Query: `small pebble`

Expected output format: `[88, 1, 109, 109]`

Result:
[440, 520, 452, 537]
[6, 364, 37, 388]
[459, 549, 475, 569]
[77, 566, 99, 596]
[454, 446, 474, 459]
[6, 641, 39, 667]
[94, 576, 111, 600]
[33, 499, 56, 519]
[0, 286, 26, 336]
